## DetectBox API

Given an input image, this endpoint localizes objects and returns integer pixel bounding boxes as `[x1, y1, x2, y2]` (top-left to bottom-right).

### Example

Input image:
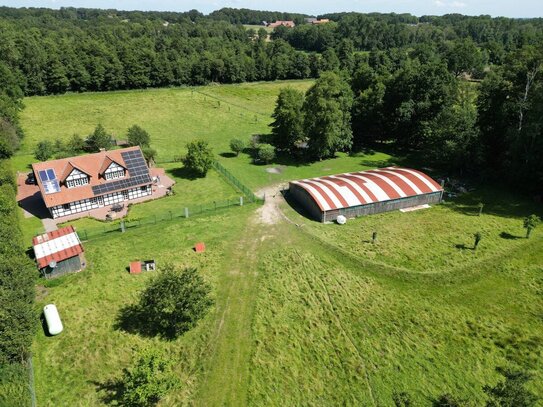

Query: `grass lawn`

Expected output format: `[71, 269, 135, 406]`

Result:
[292, 186, 543, 273]
[19, 80, 543, 406]
[32, 206, 258, 406]
[15, 80, 313, 173]
[30, 189, 543, 406]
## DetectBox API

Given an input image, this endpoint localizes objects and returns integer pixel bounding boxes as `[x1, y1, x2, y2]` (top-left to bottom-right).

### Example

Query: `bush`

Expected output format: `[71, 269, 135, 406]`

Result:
[119, 348, 178, 407]
[34, 140, 54, 161]
[229, 138, 245, 156]
[257, 143, 275, 164]
[182, 139, 214, 177]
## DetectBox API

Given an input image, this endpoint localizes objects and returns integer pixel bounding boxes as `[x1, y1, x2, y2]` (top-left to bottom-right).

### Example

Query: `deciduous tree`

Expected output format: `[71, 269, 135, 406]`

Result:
[182, 139, 214, 177]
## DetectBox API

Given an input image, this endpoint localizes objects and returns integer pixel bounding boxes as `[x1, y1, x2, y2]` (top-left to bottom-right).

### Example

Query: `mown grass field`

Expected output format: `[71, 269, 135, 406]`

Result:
[18, 80, 543, 406]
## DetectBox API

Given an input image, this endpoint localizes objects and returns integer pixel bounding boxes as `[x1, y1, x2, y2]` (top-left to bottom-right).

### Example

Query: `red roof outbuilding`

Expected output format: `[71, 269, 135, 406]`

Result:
[32, 226, 84, 269]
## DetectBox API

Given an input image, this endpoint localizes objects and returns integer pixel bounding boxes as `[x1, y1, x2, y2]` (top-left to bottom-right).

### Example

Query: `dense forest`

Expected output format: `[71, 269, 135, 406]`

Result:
[0, 6, 541, 187]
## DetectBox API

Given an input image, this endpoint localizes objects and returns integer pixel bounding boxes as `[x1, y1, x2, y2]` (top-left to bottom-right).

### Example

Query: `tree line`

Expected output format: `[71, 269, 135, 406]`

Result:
[270, 43, 543, 193]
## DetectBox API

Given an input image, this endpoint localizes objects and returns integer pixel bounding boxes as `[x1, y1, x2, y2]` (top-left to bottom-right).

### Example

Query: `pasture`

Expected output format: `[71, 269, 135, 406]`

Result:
[18, 80, 543, 406]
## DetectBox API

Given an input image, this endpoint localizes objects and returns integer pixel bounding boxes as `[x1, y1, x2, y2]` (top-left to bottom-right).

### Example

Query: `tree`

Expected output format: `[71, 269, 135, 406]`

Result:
[229, 138, 245, 156]
[258, 143, 276, 163]
[136, 266, 213, 339]
[86, 124, 112, 152]
[182, 139, 214, 177]
[34, 140, 54, 161]
[119, 348, 178, 407]
[127, 125, 151, 148]
[270, 87, 304, 152]
[523, 214, 541, 238]
[66, 133, 85, 154]
[141, 146, 157, 166]
[303, 71, 353, 160]
[484, 367, 538, 407]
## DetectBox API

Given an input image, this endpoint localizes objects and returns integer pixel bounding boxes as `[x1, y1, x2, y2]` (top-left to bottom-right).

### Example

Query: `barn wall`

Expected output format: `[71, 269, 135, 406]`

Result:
[40, 255, 82, 279]
[288, 183, 324, 221]
[324, 192, 442, 222]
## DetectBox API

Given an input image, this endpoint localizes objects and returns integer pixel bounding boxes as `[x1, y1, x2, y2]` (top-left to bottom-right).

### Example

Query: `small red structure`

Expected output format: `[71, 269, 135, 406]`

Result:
[130, 260, 156, 274]
[194, 242, 206, 253]
[129, 261, 142, 274]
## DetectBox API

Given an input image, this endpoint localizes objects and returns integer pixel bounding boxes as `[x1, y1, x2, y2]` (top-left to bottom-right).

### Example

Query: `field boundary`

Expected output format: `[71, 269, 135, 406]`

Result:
[211, 161, 260, 202]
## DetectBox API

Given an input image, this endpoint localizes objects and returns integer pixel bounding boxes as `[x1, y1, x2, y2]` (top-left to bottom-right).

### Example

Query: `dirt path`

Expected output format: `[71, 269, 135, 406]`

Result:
[195, 189, 285, 406]
[255, 183, 288, 225]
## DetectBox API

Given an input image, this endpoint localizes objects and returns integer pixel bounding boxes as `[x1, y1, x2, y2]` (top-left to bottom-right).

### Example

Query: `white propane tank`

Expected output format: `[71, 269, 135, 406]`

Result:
[336, 215, 347, 225]
[43, 304, 63, 336]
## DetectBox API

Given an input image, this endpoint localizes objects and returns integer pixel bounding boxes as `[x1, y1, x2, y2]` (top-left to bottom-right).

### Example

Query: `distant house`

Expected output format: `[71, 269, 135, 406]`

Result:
[304, 17, 317, 24]
[32, 146, 153, 219]
[311, 19, 330, 25]
[268, 20, 295, 28]
[33, 225, 85, 278]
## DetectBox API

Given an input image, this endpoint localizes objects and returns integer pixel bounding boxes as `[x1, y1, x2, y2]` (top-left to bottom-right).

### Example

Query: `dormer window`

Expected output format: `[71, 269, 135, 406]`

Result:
[104, 162, 125, 180]
[65, 168, 89, 188]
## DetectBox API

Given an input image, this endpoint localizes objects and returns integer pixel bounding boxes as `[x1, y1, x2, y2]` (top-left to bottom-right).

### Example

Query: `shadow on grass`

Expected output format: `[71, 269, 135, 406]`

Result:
[445, 186, 543, 220]
[114, 304, 177, 340]
[93, 378, 125, 405]
[166, 166, 204, 181]
[40, 314, 53, 337]
[500, 232, 523, 240]
[455, 243, 474, 251]
[219, 152, 237, 158]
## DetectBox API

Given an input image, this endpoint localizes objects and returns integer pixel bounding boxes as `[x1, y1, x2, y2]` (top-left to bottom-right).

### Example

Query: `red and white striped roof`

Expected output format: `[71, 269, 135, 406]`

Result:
[32, 225, 84, 269]
[290, 167, 442, 211]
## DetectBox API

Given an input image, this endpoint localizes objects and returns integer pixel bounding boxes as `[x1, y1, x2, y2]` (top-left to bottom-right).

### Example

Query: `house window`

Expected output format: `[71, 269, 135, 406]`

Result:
[62, 203, 71, 210]
[105, 170, 125, 180]
[66, 177, 89, 188]
[140, 186, 148, 191]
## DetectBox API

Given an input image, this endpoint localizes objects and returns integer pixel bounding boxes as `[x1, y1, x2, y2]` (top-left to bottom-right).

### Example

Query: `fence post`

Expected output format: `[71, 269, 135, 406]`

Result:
[120, 220, 125, 233]
[240, 196, 243, 206]
[185, 207, 189, 218]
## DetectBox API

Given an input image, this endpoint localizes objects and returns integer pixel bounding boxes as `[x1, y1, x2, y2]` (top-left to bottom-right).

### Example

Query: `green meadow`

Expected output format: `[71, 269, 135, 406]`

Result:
[17, 81, 543, 406]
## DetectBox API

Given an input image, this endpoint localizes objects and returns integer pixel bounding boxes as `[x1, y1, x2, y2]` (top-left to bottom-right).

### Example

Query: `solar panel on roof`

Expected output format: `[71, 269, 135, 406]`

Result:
[40, 169, 61, 194]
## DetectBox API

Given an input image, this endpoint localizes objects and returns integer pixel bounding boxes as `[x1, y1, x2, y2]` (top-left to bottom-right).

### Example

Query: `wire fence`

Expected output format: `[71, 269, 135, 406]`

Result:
[75, 162, 262, 241]
[76, 197, 258, 241]
[211, 161, 260, 202]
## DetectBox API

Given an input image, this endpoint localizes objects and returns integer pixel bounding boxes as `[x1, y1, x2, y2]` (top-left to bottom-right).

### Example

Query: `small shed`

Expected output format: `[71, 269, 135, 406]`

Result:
[130, 260, 156, 274]
[32, 226, 85, 278]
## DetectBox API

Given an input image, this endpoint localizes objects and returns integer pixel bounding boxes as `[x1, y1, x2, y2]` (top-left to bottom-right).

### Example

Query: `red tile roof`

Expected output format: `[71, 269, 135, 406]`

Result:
[32, 146, 148, 208]
[32, 225, 84, 269]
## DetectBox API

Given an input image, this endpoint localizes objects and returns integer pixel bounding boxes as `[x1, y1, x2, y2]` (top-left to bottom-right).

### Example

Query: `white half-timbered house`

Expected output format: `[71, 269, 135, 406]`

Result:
[32, 147, 153, 219]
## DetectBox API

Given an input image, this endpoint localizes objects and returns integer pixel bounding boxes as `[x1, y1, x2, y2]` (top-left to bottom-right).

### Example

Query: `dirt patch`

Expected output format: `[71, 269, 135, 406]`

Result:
[265, 167, 283, 174]
[35, 285, 48, 301]
[255, 184, 287, 225]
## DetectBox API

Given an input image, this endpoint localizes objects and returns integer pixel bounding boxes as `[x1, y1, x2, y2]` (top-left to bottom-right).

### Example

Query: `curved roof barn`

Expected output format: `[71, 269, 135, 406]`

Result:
[289, 167, 443, 222]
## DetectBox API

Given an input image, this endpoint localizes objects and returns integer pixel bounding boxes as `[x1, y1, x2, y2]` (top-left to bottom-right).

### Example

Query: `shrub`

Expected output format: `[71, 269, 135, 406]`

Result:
[229, 138, 245, 156]
[119, 348, 178, 407]
[34, 140, 54, 161]
[258, 143, 275, 164]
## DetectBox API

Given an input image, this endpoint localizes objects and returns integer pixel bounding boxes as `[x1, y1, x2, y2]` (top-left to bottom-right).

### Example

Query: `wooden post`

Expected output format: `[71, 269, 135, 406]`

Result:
[372, 231, 377, 244]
